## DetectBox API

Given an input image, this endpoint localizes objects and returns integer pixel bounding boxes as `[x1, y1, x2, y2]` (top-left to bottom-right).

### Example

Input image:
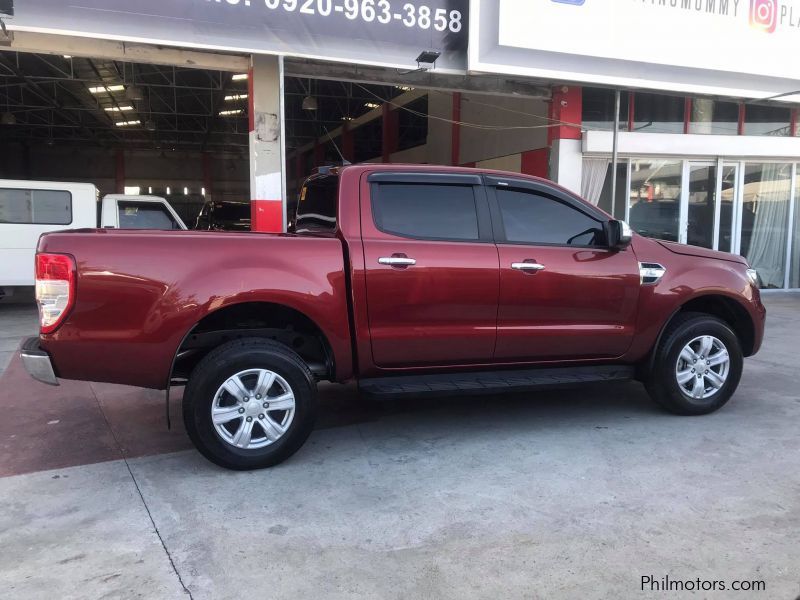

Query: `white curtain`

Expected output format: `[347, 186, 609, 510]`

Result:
[745, 163, 790, 288]
[581, 158, 610, 206]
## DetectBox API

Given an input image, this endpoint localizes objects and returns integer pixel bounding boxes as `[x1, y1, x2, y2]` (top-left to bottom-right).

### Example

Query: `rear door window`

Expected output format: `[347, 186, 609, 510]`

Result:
[0, 188, 72, 225]
[372, 183, 480, 241]
[296, 176, 338, 233]
[118, 201, 180, 229]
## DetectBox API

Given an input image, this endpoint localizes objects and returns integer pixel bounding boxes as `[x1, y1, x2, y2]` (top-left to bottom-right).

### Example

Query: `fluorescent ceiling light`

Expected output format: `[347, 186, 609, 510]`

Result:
[364, 102, 380, 109]
[63, 55, 72, 59]
[114, 120, 141, 127]
[231, 73, 249, 81]
[104, 105, 135, 112]
[89, 84, 125, 94]
[219, 109, 243, 116]
[224, 94, 248, 101]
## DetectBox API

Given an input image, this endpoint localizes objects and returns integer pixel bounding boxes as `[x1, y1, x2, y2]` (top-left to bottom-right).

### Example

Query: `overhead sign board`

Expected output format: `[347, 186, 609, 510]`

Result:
[9, 0, 468, 71]
[469, 0, 800, 100]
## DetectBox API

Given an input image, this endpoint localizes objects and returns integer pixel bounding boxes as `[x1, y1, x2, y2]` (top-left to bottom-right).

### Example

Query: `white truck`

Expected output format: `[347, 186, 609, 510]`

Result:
[0, 180, 187, 297]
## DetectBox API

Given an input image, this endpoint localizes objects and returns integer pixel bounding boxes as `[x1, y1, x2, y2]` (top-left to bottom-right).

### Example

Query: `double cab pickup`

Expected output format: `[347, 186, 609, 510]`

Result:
[21, 165, 766, 469]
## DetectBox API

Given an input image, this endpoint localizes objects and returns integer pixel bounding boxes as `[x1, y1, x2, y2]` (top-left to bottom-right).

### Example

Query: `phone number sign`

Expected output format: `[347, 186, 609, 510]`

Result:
[10, 0, 469, 71]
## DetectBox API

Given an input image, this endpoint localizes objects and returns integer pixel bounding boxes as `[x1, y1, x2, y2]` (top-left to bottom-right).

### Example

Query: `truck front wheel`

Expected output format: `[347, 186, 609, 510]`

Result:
[183, 338, 317, 470]
[644, 312, 743, 416]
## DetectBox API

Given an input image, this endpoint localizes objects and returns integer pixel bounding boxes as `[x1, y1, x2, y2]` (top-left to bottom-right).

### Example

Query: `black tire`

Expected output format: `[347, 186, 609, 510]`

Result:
[183, 338, 317, 470]
[644, 312, 743, 416]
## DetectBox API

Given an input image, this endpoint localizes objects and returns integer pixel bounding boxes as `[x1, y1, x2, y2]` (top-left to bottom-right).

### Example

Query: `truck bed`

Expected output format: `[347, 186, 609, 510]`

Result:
[38, 229, 351, 389]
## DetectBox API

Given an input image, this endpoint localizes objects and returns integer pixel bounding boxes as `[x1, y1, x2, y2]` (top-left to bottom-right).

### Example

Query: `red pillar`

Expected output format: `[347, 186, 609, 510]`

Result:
[547, 85, 583, 190]
[451, 92, 461, 166]
[115, 149, 125, 194]
[382, 103, 398, 163]
[548, 86, 582, 146]
[738, 103, 746, 135]
[627, 93, 635, 132]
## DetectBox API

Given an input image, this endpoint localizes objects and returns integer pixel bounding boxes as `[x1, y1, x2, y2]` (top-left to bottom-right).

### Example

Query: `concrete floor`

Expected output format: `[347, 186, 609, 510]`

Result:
[1, 294, 799, 599]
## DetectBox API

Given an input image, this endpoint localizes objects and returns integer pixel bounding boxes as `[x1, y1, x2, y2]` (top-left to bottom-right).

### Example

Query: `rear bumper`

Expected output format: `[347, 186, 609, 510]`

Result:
[20, 337, 59, 386]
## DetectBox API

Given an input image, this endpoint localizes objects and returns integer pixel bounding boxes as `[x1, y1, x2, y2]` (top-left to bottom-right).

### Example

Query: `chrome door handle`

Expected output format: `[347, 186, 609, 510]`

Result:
[511, 262, 545, 272]
[379, 257, 416, 266]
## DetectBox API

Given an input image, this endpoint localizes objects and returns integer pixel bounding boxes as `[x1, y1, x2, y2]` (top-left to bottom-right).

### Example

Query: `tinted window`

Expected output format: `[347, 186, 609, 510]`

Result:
[295, 176, 337, 233]
[634, 92, 685, 134]
[496, 189, 605, 246]
[373, 183, 479, 241]
[744, 104, 792, 136]
[118, 201, 179, 229]
[0, 188, 72, 225]
[582, 88, 630, 131]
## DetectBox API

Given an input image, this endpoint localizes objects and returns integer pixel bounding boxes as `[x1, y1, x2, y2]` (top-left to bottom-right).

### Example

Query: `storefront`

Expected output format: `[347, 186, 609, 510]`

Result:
[470, 0, 800, 289]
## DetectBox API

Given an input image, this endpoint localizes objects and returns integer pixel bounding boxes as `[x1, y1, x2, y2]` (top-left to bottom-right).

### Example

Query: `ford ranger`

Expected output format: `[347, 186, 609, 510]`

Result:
[20, 165, 766, 470]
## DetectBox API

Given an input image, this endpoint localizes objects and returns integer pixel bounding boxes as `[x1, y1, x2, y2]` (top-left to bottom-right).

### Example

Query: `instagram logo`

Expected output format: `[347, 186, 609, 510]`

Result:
[750, 0, 778, 33]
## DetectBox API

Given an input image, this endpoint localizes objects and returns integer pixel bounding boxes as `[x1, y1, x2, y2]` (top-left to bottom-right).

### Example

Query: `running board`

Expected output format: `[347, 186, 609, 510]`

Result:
[359, 365, 634, 398]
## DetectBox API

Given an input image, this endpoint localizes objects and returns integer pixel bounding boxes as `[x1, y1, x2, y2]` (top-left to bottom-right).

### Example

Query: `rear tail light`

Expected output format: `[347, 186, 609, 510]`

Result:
[35, 253, 76, 334]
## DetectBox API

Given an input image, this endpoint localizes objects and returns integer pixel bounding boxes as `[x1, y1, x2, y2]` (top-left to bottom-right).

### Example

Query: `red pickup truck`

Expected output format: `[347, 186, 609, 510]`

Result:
[21, 165, 766, 470]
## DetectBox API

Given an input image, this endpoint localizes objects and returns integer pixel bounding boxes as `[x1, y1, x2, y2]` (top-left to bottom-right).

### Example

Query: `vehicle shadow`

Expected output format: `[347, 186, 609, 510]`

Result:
[315, 379, 662, 433]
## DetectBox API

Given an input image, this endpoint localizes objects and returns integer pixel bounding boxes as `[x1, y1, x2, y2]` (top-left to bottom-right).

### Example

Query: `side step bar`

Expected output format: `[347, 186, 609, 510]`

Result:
[359, 365, 634, 398]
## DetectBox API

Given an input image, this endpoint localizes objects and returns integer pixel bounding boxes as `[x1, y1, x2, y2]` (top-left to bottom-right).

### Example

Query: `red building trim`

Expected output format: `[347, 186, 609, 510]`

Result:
[547, 86, 582, 146]
[451, 92, 461, 166]
[683, 97, 692, 134]
[251, 200, 283, 233]
[738, 103, 746, 135]
[521, 148, 549, 179]
[628, 93, 635, 132]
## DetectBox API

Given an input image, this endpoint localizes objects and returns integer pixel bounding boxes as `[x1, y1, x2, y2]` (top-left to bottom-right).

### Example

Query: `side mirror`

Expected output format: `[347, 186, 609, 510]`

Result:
[608, 220, 633, 249]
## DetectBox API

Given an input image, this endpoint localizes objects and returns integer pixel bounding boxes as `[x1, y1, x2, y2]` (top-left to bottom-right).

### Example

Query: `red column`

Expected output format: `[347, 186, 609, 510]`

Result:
[451, 92, 461, 166]
[627, 93, 635, 132]
[738, 103, 746, 135]
[382, 103, 398, 163]
[115, 149, 125, 194]
[547, 86, 582, 146]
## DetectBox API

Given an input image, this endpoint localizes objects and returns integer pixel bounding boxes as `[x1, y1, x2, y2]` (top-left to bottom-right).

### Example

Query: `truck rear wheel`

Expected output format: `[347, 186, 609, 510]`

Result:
[182, 338, 317, 470]
[644, 312, 743, 416]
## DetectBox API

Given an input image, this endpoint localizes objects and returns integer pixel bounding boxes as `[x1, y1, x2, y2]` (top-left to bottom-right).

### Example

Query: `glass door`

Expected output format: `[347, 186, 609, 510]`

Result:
[686, 162, 718, 249]
[717, 163, 739, 253]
